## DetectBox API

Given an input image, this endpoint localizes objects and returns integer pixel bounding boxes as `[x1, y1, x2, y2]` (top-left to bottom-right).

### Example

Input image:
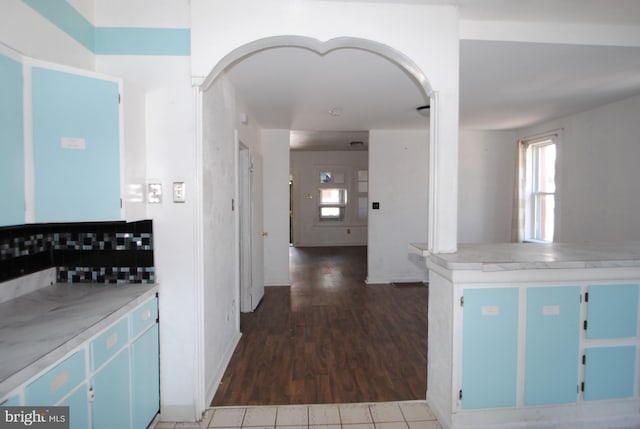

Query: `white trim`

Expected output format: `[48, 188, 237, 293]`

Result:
[0, 42, 24, 62]
[192, 87, 206, 419]
[201, 36, 432, 97]
[428, 91, 439, 252]
[117, 79, 124, 220]
[24, 56, 118, 82]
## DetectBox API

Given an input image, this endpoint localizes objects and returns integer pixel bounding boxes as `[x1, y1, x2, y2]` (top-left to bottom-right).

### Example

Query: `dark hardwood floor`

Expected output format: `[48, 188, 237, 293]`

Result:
[211, 246, 428, 406]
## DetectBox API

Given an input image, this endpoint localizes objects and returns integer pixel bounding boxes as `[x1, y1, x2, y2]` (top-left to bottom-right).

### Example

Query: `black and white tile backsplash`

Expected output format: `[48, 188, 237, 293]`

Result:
[0, 220, 154, 284]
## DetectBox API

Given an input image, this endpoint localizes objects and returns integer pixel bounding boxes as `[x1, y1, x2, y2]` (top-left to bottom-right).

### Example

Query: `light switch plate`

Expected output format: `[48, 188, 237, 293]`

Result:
[173, 182, 186, 203]
[148, 183, 162, 204]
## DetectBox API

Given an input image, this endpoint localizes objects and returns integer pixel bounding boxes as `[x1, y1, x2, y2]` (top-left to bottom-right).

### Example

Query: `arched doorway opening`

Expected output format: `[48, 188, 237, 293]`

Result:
[196, 34, 438, 411]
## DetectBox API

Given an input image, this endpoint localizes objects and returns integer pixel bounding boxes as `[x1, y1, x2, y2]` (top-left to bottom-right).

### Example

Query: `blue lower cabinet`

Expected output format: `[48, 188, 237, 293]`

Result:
[60, 385, 89, 429]
[586, 284, 638, 339]
[525, 286, 580, 405]
[92, 348, 131, 429]
[131, 324, 160, 429]
[584, 346, 636, 401]
[462, 288, 519, 408]
[25, 350, 86, 406]
[1, 395, 21, 406]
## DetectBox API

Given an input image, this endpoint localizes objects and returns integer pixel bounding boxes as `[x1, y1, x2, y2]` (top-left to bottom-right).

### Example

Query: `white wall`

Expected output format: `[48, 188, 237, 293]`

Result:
[458, 130, 516, 243]
[262, 130, 291, 286]
[96, 54, 200, 420]
[291, 150, 368, 247]
[94, 0, 189, 27]
[517, 93, 640, 243]
[191, 0, 460, 252]
[93, 0, 202, 419]
[0, 0, 94, 70]
[121, 81, 147, 222]
[368, 130, 429, 284]
[201, 74, 241, 408]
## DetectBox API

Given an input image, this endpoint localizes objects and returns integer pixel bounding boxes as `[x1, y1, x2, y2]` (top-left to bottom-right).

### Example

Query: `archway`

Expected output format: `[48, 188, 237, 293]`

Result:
[194, 34, 446, 415]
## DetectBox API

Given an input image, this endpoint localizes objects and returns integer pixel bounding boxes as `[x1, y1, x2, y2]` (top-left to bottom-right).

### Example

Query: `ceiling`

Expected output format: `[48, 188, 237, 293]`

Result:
[225, 0, 640, 150]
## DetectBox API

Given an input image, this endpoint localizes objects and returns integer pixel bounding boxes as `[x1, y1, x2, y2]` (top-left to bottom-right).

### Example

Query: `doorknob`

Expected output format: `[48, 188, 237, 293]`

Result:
[261, 232, 268, 237]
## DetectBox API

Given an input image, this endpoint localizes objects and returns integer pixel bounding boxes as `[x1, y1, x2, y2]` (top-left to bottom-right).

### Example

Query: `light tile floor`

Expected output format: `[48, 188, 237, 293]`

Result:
[152, 401, 441, 429]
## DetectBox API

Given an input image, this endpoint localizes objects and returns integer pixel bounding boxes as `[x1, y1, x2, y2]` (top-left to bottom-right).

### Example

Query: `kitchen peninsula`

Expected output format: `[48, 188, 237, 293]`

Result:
[411, 242, 640, 429]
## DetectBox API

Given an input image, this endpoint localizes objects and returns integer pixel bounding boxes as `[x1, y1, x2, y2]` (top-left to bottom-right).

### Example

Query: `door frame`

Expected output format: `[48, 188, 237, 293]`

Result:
[237, 140, 253, 313]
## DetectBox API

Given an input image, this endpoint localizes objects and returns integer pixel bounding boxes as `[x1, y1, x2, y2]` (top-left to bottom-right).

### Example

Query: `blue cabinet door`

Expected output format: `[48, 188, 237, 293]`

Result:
[92, 348, 131, 429]
[525, 286, 580, 405]
[586, 284, 638, 339]
[60, 385, 89, 429]
[32, 67, 121, 222]
[131, 324, 160, 429]
[462, 288, 519, 408]
[584, 346, 636, 401]
[0, 53, 25, 226]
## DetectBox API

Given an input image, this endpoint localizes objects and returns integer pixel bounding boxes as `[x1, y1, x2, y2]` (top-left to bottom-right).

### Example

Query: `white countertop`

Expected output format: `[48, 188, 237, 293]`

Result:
[411, 242, 640, 272]
[0, 282, 158, 398]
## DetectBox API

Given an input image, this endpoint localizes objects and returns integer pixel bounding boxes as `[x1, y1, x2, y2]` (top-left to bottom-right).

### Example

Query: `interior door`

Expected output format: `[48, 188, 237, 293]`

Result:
[250, 152, 265, 310]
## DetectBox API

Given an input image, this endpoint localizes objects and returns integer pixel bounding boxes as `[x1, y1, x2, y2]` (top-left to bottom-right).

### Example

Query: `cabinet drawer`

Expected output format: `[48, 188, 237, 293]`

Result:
[25, 350, 86, 405]
[130, 296, 158, 338]
[91, 318, 128, 371]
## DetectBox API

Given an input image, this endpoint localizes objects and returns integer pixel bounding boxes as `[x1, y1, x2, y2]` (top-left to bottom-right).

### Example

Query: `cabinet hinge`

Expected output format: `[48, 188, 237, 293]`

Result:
[583, 320, 588, 330]
[459, 390, 463, 400]
[155, 317, 159, 324]
[581, 382, 585, 392]
[460, 296, 464, 307]
[118, 93, 121, 104]
[120, 198, 123, 208]
[582, 354, 586, 365]
[584, 292, 589, 302]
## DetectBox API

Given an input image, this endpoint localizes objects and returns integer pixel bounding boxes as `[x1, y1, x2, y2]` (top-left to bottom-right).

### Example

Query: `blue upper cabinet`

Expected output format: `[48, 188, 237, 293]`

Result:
[0, 53, 25, 227]
[586, 284, 638, 339]
[462, 288, 519, 409]
[32, 67, 121, 222]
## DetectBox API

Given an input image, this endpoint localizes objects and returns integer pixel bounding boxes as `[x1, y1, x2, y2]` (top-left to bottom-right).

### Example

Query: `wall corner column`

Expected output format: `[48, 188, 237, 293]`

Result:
[428, 90, 459, 253]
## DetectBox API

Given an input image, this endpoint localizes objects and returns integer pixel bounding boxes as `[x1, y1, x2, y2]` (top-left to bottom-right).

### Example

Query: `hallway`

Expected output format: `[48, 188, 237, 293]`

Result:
[211, 246, 428, 406]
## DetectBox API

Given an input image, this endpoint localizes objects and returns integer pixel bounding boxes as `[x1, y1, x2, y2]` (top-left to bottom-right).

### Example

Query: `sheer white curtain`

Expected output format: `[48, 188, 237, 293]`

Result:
[511, 140, 527, 242]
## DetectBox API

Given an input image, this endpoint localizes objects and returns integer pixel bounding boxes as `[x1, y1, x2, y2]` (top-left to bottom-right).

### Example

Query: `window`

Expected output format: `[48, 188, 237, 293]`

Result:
[357, 170, 368, 220]
[524, 138, 556, 242]
[319, 188, 347, 221]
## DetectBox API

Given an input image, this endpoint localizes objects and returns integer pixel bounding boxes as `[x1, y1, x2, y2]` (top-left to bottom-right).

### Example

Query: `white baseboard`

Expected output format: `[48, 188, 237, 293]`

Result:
[365, 276, 428, 285]
[205, 331, 242, 408]
[264, 279, 291, 287]
[159, 405, 199, 423]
